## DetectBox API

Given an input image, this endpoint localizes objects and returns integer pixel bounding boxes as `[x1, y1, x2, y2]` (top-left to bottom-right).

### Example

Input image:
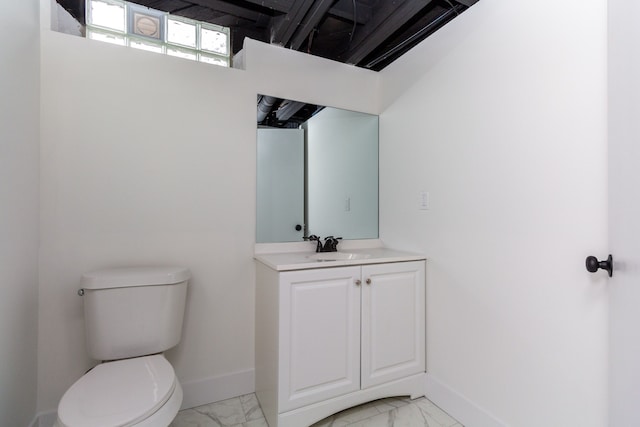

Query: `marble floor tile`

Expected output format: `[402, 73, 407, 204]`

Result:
[240, 393, 264, 422]
[239, 418, 270, 427]
[192, 397, 247, 426]
[412, 398, 460, 427]
[348, 403, 427, 427]
[310, 403, 381, 427]
[172, 394, 462, 427]
[170, 408, 222, 427]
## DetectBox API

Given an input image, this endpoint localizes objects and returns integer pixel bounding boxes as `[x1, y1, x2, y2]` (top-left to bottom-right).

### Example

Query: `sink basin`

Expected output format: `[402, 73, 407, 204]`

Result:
[306, 252, 372, 262]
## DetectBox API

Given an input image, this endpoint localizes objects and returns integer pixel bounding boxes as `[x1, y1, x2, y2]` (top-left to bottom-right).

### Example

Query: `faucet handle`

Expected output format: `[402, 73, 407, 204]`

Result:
[324, 236, 342, 252]
[307, 235, 320, 241]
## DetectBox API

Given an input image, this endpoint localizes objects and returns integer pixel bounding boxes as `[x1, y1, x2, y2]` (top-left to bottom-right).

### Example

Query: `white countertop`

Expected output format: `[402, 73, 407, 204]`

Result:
[254, 247, 426, 271]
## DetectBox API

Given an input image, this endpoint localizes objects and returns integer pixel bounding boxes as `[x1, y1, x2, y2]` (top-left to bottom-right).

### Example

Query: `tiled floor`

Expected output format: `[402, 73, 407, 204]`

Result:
[170, 394, 463, 427]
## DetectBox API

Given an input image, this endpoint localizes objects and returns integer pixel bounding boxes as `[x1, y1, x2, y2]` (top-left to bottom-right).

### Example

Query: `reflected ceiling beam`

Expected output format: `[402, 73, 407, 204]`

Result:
[276, 100, 307, 121]
[344, 0, 435, 65]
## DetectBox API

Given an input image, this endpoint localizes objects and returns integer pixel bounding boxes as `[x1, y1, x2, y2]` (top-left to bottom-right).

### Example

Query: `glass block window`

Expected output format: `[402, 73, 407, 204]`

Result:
[87, 28, 126, 45]
[201, 25, 228, 55]
[88, 0, 125, 32]
[168, 17, 197, 48]
[86, 0, 231, 67]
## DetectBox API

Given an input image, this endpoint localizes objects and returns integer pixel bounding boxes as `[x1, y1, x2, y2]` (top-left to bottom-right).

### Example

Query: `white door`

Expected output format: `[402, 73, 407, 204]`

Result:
[256, 128, 304, 243]
[278, 267, 361, 412]
[608, 1, 640, 425]
[361, 261, 425, 389]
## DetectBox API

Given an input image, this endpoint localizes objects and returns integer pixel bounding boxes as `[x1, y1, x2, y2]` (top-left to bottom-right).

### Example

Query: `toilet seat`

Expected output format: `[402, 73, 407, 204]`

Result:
[57, 354, 179, 427]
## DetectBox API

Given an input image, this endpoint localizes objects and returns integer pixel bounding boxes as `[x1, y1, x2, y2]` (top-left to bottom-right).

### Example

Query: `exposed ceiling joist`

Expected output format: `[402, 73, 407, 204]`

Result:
[451, 0, 478, 6]
[242, 0, 293, 14]
[362, 3, 462, 69]
[344, 0, 435, 65]
[186, 0, 264, 22]
[328, 0, 372, 25]
[144, 0, 191, 12]
[270, 0, 316, 45]
[288, 0, 335, 50]
[56, 0, 477, 72]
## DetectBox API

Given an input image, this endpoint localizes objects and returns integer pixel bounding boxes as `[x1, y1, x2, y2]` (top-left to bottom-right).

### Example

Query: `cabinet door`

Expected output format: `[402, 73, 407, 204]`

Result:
[361, 261, 425, 389]
[279, 266, 361, 412]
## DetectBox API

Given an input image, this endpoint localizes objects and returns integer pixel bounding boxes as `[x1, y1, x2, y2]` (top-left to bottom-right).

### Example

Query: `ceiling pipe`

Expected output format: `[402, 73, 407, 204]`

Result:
[257, 95, 279, 123]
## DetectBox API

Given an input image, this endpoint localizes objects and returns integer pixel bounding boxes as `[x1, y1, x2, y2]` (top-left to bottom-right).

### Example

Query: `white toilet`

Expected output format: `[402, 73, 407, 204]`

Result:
[56, 266, 190, 427]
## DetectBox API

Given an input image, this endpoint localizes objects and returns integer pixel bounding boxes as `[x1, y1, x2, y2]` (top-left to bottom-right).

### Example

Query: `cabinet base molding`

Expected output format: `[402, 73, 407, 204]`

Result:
[270, 372, 426, 427]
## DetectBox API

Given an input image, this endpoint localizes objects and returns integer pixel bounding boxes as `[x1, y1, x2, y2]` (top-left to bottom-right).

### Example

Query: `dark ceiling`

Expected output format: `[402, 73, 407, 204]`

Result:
[57, 0, 477, 71]
[56, 0, 478, 127]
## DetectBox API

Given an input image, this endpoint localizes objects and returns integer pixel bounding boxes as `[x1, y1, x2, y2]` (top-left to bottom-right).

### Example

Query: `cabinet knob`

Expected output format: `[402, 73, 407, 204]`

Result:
[355, 279, 361, 286]
[365, 278, 371, 285]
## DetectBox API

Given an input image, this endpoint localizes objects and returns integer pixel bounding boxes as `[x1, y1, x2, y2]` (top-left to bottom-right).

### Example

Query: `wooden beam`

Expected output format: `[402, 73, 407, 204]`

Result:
[344, 0, 434, 65]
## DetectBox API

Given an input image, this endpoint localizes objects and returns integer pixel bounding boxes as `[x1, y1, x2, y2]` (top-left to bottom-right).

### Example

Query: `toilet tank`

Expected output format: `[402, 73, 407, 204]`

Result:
[80, 267, 190, 361]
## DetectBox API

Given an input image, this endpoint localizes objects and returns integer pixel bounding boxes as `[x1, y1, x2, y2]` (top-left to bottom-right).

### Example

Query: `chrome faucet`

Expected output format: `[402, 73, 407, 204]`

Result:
[307, 235, 342, 252]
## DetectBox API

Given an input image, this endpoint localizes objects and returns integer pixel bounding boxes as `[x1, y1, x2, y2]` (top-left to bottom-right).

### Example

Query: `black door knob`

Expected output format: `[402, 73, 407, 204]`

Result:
[586, 254, 613, 277]
[295, 224, 302, 231]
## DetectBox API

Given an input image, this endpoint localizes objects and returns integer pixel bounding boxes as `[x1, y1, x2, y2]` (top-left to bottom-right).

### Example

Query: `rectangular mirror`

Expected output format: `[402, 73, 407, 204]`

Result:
[256, 95, 378, 243]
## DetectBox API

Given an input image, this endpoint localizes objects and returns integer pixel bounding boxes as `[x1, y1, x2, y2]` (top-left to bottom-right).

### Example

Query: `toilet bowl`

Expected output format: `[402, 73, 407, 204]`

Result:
[56, 355, 182, 427]
[56, 266, 190, 427]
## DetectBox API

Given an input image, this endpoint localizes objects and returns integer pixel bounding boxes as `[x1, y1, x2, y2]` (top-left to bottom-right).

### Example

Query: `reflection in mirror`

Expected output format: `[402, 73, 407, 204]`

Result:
[256, 95, 378, 243]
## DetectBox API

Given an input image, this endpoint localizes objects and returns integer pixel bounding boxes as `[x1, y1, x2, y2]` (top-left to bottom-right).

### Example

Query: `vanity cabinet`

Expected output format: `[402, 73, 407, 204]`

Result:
[255, 259, 426, 427]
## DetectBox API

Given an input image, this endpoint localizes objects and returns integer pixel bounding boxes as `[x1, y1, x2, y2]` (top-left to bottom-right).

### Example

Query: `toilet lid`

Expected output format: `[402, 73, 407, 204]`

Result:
[58, 355, 176, 427]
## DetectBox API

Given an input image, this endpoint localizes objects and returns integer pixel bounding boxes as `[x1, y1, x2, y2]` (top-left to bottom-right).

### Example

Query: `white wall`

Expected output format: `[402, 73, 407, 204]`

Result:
[379, 1, 608, 426]
[0, 1, 40, 426]
[38, 32, 378, 413]
[608, 1, 640, 425]
[38, 1, 613, 424]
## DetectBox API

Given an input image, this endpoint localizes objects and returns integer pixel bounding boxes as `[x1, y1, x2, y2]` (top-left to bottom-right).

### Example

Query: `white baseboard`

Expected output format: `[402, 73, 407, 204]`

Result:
[425, 373, 508, 427]
[36, 371, 500, 427]
[32, 369, 256, 427]
[180, 369, 255, 410]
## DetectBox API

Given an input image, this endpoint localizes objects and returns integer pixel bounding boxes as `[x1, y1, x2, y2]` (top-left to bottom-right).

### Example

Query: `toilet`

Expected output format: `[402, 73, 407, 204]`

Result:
[56, 266, 190, 427]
